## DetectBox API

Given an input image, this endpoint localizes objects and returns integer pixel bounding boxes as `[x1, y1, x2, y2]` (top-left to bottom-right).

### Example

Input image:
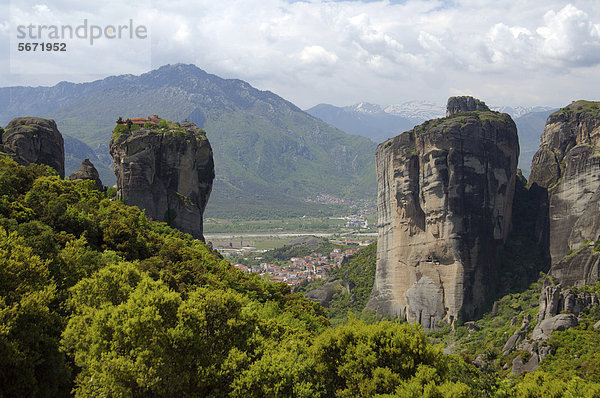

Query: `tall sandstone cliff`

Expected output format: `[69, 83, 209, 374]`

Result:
[110, 122, 214, 240]
[529, 101, 600, 287]
[1, 117, 65, 178]
[367, 97, 519, 329]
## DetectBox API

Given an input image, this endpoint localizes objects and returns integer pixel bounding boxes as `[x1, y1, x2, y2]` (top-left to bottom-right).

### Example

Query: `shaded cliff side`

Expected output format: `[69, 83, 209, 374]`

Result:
[367, 97, 519, 329]
[110, 121, 214, 240]
[529, 101, 600, 287]
[1, 117, 65, 178]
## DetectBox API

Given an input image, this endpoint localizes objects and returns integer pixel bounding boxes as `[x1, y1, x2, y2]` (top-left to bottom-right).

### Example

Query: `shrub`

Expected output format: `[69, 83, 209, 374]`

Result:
[112, 124, 129, 139]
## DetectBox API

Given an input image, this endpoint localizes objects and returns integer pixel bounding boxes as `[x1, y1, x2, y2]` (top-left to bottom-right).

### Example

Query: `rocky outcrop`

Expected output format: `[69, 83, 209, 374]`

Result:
[536, 282, 597, 323]
[1, 117, 65, 178]
[531, 313, 578, 341]
[367, 97, 519, 329]
[502, 281, 599, 374]
[110, 122, 214, 240]
[69, 158, 103, 191]
[529, 101, 600, 286]
[304, 279, 347, 307]
[446, 96, 490, 117]
[512, 353, 540, 376]
[502, 314, 532, 355]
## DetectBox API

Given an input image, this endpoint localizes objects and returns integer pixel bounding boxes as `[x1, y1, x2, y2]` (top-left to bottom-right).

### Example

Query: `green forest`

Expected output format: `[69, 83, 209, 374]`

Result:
[1, 155, 600, 397]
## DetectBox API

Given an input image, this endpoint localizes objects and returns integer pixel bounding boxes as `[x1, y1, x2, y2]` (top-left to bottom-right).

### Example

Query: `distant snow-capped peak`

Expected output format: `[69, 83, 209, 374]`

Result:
[490, 105, 556, 118]
[384, 101, 445, 120]
[327, 101, 554, 121]
[349, 102, 383, 114]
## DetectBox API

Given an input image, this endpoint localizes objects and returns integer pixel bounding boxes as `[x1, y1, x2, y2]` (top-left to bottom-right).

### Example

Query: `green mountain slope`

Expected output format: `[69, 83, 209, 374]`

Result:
[0, 64, 376, 218]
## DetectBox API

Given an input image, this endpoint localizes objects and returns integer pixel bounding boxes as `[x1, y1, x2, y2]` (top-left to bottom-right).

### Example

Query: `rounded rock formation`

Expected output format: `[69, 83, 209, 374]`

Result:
[1, 117, 65, 178]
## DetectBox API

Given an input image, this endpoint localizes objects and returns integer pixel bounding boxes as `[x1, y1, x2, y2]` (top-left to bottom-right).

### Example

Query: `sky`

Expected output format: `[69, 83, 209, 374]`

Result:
[1, 0, 599, 109]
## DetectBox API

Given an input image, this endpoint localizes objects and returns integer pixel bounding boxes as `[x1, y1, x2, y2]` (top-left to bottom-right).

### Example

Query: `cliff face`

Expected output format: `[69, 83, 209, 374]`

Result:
[110, 122, 214, 240]
[367, 97, 519, 329]
[1, 117, 65, 178]
[529, 101, 600, 287]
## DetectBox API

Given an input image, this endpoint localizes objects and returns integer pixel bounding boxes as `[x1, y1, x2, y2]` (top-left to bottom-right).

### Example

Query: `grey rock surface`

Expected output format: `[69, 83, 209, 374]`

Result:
[550, 245, 600, 287]
[529, 101, 600, 286]
[531, 313, 578, 341]
[1, 117, 65, 178]
[69, 158, 103, 191]
[366, 97, 519, 329]
[304, 279, 346, 307]
[110, 122, 214, 240]
[445, 96, 490, 116]
[512, 353, 540, 375]
[503, 314, 531, 355]
[536, 282, 597, 326]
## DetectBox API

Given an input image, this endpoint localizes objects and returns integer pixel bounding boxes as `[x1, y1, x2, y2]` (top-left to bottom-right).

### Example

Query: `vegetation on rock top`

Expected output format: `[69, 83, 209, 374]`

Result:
[112, 118, 208, 141]
[412, 110, 508, 136]
[553, 100, 600, 118]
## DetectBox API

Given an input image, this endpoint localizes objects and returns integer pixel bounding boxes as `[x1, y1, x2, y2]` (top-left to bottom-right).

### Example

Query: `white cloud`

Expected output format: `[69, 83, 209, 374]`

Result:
[33, 4, 51, 15]
[485, 23, 536, 68]
[299, 45, 338, 65]
[0, 0, 599, 108]
[173, 23, 190, 42]
[537, 4, 600, 66]
[474, 4, 600, 71]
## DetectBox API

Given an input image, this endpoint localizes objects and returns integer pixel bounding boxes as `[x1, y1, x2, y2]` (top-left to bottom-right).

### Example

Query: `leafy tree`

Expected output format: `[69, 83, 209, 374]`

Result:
[309, 318, 455, 397]
[513, 371, 600, 397]
[158, 118, 169, 129]
[0, 227, 70, 397]
[62, 263, 261, 397]
[112, 123, 129, 139]
[230, 340, 317, 398]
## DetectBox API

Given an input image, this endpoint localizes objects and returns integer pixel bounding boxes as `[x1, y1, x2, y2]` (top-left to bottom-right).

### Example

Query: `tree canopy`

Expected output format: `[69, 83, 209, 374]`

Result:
[1, 154, 600, 397]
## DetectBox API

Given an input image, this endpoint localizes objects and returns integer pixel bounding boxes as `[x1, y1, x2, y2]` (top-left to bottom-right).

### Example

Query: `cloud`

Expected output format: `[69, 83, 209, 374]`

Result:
[473, 4, 600, 70]
[485, 23, 536, 68]
[299, 45, 338, 65]
[537, 4, 600, 67]
[173, 23, 190, 43]
[1, 0, 599, 108]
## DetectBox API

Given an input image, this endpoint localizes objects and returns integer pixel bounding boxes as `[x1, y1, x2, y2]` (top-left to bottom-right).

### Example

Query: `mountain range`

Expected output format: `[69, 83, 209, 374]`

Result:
[0, 64, 377, 218]
[0, 64, 558, 219]
[305, 102, 556, 175]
